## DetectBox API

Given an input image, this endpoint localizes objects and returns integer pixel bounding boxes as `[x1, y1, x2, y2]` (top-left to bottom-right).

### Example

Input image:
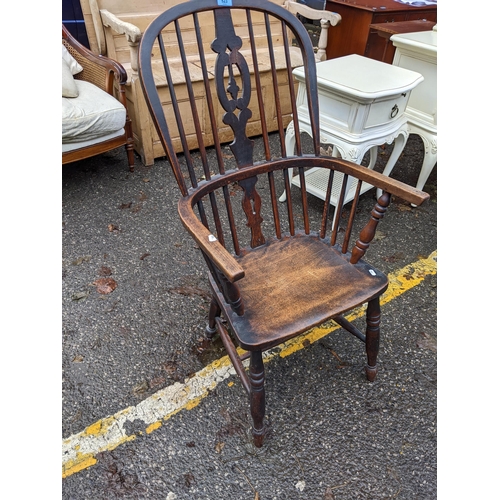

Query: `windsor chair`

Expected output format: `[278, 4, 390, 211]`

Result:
[138, 0, 429, 447]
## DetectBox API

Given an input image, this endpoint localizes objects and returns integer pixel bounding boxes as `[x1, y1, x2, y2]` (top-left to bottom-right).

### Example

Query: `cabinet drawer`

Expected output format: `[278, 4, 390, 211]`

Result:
[365, 92, 410, 129]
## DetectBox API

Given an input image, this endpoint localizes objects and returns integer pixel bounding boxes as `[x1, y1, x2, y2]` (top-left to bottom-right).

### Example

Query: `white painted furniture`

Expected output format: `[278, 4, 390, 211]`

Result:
[385, 28, 437, 199]
[280, 54, 424, 210]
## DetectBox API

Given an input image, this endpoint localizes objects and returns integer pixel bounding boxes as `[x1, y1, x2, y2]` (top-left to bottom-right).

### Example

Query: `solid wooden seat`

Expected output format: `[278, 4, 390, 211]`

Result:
[212, 235, 388, 350]
[138, 0, 430, 447]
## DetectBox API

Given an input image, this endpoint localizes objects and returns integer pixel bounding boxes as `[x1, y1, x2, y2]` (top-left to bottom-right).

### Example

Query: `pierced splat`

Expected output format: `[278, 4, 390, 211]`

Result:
[211, 8, 254, 168]
[239, 176, 265, 248]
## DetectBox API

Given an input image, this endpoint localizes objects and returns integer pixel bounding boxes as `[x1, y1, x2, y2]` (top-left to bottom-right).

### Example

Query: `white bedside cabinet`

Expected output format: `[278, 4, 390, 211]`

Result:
[280, 54, 423, 209]
[388, 28, 437, 195]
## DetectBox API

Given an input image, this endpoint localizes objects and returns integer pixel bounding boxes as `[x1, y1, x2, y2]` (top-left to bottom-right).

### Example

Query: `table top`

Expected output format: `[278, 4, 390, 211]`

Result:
[370, 20, 436, 38]
[326, 0, 437, 13]
[293, 54, 424, 100]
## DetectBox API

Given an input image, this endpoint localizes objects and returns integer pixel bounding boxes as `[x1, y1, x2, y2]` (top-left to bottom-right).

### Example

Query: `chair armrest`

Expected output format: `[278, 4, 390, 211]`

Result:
[99, 9, 142, 44]
[62, 25, 127, 95]
[324, 157, 430, 207]
[284, 1, 341, 25]
[178, 198, 245, 283]
[100, 9, 142, 72]
[284, 0, 342, 61]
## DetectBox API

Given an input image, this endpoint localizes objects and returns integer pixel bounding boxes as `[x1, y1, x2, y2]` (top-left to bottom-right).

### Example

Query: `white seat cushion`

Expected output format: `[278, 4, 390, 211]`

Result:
[62, 81, 126, 143]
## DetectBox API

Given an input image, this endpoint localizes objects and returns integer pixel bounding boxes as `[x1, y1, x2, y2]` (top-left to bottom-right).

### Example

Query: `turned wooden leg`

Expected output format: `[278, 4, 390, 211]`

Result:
[125, 143, 135, 172]
[205, 296, 221, 338]
[365, 297, 381, 382]
[249, 351, 266, 447]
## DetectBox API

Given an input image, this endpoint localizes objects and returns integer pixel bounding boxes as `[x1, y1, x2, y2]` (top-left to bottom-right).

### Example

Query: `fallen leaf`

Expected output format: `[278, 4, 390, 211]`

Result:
[168, 285, 211, 300]
[324, 487, 335, 500]
[132, 380, 149, 396]
[397, 204, 412, 212]
[94, 277, 117, 294]
[72, 291, 89, 301]
[98, 266, 112, 276]
[73, 355, 84, 363]
[119, 202, 132, 209]
[140, 253, 151, 260]
[184, 473, 195, 487]
[72, 255, 91, 266]
[383, 251, 405, 263]
[108, 224, 119, 232]
[215, 441, 225, 453]
[70, 410, 82, 423]
[416, 332, 437, 352]
[149, 376, 166, 388]
[373, 231, 386, 242]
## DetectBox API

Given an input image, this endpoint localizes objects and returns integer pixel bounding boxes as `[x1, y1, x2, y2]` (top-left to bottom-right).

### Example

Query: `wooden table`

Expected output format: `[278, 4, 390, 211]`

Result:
[369, 19, 436, 63]
[325, 0, 437, 61]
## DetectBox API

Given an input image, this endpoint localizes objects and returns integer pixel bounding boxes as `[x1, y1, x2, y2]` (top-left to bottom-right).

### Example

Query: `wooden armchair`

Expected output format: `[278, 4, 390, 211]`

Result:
[138, 0, 429, 447]
[79, 0, 341, 166]
[62, 24, 135, 171]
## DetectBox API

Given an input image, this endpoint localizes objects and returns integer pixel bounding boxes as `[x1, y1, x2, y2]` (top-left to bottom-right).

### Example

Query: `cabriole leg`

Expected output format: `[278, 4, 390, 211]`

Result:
[365, 297, 381, 382]
[249, 351, 266, 447]
[205, 296, 221, 338]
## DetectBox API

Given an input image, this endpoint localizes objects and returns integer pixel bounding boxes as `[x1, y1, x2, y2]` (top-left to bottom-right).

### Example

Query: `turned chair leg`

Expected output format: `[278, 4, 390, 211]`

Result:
[205, 296, 221, 338]
[126, 146, 135, 172]
[365, 297, 381, 382]
[249, 351, 266, 447]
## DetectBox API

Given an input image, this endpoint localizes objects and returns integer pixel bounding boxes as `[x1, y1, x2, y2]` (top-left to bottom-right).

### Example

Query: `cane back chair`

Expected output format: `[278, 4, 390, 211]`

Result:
[138, 0, 429, 447]
[62, 25, 135, 171]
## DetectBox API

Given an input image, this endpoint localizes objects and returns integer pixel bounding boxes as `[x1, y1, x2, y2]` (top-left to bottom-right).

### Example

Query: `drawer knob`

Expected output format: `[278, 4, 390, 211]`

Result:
[390, 104, 399, 118]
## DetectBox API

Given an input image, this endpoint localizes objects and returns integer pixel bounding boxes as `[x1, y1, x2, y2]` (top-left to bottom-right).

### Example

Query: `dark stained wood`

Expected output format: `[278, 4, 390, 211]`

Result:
[249, 351, 266, 447]
[365, 298, 381, 381]
[324, 0, 437, 61]
[138, 0, 430, 447]
[350, 192, 390, 264]
[369, 19, 436, 63]
[62, 25, 135, 171]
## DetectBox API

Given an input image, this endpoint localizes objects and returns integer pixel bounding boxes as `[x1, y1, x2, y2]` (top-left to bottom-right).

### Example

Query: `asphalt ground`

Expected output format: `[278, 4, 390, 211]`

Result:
[61, 131, 438, 499]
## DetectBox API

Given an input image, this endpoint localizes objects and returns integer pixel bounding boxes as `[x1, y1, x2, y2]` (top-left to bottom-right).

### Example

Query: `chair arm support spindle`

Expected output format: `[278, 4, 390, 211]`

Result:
[350, 192, 390, 264]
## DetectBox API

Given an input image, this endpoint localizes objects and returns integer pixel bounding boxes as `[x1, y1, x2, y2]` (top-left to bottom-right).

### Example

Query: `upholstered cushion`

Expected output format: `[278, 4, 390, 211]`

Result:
[62, 45, 83, 75]
[62, 59, 79, 98]
[62, 81, 126, 143]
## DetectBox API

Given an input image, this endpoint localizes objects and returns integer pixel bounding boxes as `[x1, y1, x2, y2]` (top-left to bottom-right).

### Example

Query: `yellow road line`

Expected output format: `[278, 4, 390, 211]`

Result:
[62, 250, 437, 478]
